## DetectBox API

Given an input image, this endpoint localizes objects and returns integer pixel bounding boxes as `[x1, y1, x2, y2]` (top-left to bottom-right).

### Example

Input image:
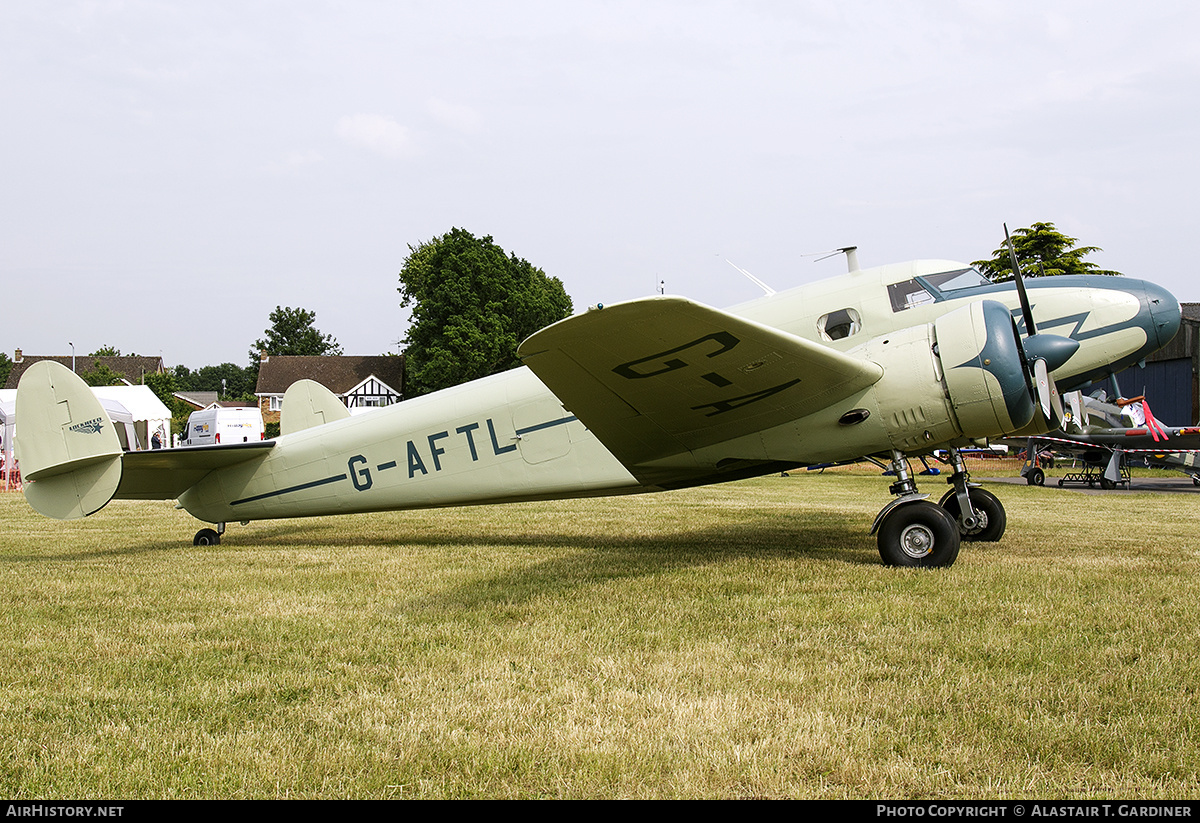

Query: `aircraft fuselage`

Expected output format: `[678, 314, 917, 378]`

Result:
[173, 260, 1180, 525]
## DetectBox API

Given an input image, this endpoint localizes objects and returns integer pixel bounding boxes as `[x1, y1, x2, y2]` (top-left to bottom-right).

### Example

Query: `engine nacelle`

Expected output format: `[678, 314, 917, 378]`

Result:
[934, 299, 1038, 437]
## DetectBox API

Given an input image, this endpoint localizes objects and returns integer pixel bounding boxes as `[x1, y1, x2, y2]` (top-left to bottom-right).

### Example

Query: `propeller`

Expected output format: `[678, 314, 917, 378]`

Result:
[1003, 223, 1079, 427]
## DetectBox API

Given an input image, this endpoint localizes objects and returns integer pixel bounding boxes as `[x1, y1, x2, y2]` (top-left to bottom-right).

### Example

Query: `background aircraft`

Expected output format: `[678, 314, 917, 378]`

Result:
[1017, 386, 1200, 489]
[15, 248, 1181, 568]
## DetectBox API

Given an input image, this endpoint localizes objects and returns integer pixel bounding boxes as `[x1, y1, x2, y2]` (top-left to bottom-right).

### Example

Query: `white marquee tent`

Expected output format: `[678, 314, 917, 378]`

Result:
[0, 386, 172, 491]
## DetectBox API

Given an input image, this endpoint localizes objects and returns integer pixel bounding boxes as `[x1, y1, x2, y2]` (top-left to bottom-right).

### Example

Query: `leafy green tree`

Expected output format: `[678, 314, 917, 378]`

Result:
[0, 352, 11, 388]
[80, 360, 125, 387]
[974, 222, 1122, 281]
[89, 345, 122, 356]
[249, 306, 343, 365]
[173, 363, 259, 402]
[398, 228, 573, 396]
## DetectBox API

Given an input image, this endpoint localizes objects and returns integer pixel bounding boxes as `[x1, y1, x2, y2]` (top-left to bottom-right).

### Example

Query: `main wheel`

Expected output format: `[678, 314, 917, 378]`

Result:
[938, 487, 1007, 542]
[876, 501, 961, 568]
[193, 528, 221, 546]
[1026, 467, 1045, 486]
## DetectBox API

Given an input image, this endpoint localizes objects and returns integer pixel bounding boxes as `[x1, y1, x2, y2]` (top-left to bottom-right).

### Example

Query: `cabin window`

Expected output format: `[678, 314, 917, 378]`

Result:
[887, 279, 936, 312]
[819, 308, 862, 341]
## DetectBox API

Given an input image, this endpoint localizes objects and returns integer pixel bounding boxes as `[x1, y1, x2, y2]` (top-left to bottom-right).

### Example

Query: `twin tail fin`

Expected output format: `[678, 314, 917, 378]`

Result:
[15, 361, 123, 520]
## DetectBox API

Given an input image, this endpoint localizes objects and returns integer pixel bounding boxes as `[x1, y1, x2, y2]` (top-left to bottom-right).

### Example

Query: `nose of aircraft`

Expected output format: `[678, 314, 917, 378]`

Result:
[1141, 279, 1182, 350]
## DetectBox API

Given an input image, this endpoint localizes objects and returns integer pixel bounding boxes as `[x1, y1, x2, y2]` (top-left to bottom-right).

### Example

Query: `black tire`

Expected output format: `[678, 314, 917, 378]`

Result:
[193, 528, 221, 546]
[938, 487, 1007, 542]
[1100, 476, 1116, 491]
[877, 501, 961, 568]
[1026, 467, 1045, 486]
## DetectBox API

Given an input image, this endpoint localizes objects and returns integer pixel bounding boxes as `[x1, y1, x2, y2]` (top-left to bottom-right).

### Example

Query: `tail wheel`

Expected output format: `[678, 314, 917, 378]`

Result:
[938, 487, 1007, 542]
[193, 528, 221, 546]
[877, 501, 961, 568]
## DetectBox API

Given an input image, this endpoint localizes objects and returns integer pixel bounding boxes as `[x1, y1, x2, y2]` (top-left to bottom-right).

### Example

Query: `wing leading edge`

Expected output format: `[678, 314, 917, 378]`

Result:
[518, 296, 883, 475]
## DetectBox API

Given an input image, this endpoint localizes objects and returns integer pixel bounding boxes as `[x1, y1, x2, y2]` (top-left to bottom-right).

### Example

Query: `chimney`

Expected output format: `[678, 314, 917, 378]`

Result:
[13, 349, 22, 363]
[259, 349, 269, 363]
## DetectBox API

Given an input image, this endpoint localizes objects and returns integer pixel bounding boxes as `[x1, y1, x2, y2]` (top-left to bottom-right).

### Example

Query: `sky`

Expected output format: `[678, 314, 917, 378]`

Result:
[3, 0, 1198, 369]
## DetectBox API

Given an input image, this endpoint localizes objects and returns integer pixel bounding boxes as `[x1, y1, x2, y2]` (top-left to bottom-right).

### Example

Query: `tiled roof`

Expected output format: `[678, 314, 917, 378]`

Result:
[255, 355, 406, 396]
[5, 355, 165, 390]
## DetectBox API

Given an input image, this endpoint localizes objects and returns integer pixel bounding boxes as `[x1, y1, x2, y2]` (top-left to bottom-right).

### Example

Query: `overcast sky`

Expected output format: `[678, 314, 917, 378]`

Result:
[4, 1, 1197, 369]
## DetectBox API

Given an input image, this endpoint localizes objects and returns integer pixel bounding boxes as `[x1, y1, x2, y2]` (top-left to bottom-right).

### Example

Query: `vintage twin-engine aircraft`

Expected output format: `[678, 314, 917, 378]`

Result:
[15, 248, 1181, 567]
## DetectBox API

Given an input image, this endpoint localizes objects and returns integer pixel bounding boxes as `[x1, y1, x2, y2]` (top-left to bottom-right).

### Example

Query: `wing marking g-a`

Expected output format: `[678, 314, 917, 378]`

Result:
[518, 296, 883, 470]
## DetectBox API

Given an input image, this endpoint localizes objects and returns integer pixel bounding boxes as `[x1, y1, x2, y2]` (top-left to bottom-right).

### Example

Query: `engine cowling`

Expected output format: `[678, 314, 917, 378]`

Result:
[934, 299, 1040, 438]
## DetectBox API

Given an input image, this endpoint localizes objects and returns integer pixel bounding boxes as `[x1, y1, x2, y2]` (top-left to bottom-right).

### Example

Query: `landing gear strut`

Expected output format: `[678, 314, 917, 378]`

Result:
[193, 522, 225, 546]
[937, 448, 1006, 543]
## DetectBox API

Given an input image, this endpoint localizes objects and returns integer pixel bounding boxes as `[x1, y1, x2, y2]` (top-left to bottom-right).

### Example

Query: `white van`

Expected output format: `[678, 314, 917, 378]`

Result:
[182, 407, 265, 447]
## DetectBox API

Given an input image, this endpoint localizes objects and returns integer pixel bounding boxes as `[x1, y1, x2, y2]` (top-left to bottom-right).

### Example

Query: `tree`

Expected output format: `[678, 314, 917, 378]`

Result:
[398, 228, 574, 396]
[973, 222, 1122, 282]
[173, 363, 259, 402]
[249, 306, 343, 365]
[80, 360, 125, 387]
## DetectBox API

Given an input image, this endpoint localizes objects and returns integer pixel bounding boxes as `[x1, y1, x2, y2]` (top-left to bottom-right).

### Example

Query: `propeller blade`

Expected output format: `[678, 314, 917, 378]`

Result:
[1050, 378, 1065, 423]
[1004, 223, 1037, 336]
[1067, 391, 1086, 431]
[1029, 357, 1066, 427]
[1033, 358, 1053, 420]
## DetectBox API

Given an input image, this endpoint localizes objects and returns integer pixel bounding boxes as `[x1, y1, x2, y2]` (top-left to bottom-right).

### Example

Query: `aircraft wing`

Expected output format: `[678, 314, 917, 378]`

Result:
[115, 441, 275, 499]
[1022, 426, 1200, 454]
[518, 296, 883, 475]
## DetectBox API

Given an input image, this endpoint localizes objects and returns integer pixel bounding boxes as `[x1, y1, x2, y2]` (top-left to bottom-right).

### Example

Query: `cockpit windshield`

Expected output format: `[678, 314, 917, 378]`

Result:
[921, 267, 991, 292]
[887, 267, 991, 312]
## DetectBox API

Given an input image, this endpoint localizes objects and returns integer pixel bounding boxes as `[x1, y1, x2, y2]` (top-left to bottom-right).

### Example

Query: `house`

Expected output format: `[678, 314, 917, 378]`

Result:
[4, 349, 166, 390]
[173, 391, 220, 411]
[254, 354, 406, 424]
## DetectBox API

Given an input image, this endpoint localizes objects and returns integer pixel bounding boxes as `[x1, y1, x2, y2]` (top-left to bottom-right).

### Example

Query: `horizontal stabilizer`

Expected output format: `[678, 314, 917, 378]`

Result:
[116, 440, 274, 500]
[16, 361, 123, 519]
[280, 379, 352, 435]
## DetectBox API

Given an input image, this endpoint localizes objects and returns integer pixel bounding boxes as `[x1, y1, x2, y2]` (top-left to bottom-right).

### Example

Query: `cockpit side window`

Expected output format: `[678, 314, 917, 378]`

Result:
[819, 307, 862, 341]
[887, 279, 935, 312]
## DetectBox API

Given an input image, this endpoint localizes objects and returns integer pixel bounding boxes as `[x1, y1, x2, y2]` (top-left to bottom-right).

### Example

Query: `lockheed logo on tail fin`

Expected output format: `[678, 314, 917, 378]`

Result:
[68, 417, 104, 435]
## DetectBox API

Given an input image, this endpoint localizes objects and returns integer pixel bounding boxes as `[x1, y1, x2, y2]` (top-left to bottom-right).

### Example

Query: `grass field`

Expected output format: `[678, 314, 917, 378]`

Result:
[2, 466, 1199, 799]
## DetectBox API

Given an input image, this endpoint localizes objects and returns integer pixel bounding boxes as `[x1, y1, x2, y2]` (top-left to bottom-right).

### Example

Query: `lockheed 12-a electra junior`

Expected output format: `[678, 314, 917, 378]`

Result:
[15, 243, 1181, 567]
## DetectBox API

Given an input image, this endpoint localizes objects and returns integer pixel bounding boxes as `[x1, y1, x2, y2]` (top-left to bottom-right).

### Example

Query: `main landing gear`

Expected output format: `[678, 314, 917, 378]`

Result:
[869, 449, 1007, 568]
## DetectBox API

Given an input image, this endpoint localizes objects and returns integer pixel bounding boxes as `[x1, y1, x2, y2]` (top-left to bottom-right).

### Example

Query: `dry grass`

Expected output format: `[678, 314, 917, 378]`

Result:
[1, 467, 1198, 799]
